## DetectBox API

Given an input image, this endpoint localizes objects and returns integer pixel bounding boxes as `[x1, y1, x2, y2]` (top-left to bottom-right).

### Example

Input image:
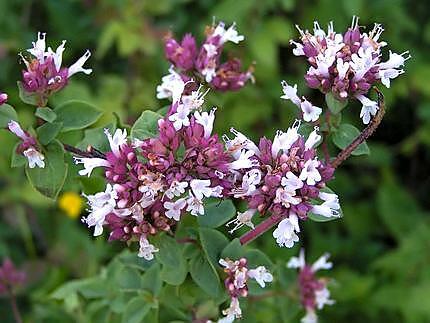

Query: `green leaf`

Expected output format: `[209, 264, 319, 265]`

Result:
[198, 227, 229, 267]
[78, 124, 115, 152]
[37, 122, 63, 145]
[11, 143, 27, 168]
[189, 253, 221, 297]
[55, 100, 102, 132]
[25, 140, 68, 199]
[17, 81, 39, 106]
[0, 104, 18, 128]
[221, 239, 245, 260]
[141, 263, 162, 295]
[198, 199, 236, 228]
[121, 296, 152, 323]
[160, 261, 187, 286]
[131, 110, 162, 140]
[332, 123, 370, 156]
[115, 266, 142, 290]
[325, 93, 348, 114]
[35, 107, 57, 123]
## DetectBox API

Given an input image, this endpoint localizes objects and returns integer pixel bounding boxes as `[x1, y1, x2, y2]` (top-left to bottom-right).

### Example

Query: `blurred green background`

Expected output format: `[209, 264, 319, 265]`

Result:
[1, 0, 430, 322]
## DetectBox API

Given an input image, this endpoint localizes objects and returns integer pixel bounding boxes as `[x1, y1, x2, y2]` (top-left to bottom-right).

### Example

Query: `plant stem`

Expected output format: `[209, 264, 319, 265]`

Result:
[8, 289, 23, 323]
[239, 214, 283, 245]
[63, 144, 105, 159]
[331, 87, 385, 168]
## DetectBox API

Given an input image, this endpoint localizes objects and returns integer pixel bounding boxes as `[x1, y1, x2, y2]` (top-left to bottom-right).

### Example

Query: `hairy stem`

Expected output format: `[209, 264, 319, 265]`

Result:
[239, 214, 283, 245]
[331, 87, 385, 168]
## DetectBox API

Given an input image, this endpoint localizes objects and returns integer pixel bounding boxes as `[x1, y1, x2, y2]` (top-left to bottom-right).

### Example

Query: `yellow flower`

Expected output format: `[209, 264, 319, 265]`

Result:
[58, 192, 83, 219]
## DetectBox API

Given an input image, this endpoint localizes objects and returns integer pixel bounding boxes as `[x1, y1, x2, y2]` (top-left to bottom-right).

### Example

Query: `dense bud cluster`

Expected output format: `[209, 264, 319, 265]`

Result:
[288, 249, 334, 323]
[161, 21, 253, 94]
[0, 259, 26, 295]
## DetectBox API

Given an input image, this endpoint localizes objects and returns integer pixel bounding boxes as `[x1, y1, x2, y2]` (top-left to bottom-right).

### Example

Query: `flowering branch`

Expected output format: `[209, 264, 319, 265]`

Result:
[331, 87, 385, 169]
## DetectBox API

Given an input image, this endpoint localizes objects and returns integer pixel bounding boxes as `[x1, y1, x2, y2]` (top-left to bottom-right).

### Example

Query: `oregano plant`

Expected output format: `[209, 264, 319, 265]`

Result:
[0, 17, 408, 323]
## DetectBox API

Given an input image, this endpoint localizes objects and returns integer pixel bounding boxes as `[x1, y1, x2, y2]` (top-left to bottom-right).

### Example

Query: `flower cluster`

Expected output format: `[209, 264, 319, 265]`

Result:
[7, 120, 45, 168]
[224, 121, 339, 248]
[288, 249, 335, 323]
[0, 258, 26, 295]
[75, 85, 233, 258]
[20, 32, 92, 106]
[159, 21, 253, 97]
[289, 16, 409, 123]
[0, 92, 8, 105]
[218, 258, 272, 322]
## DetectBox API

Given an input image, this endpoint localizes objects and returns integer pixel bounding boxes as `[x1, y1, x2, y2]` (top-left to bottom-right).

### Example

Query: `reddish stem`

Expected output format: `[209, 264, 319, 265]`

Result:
[8, 289, 23, 323]
[239, 214, 284, 245]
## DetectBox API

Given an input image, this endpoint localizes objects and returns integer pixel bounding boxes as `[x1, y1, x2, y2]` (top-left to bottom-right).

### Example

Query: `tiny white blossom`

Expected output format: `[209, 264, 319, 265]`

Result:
[27, 32, 47, 61]
[287, 248, 306, 269]
[336, 57, 349, 80]
[272, 213, 300, 248]
[301, 309, 318, 323]
[378, 50, 410, 70]
[229, 150, 259, 170]
[165, 181, 188, 199]
[169, 104, 191, 131]
[194, 108, 216, 138]
[8, 120, 27, 140]
[47, 40, 66, 72]
[232, 169, 261, 198]
[138, 185, 157, 208]
[271, 122, 301, 158]
[23, 148, 45, 168]
[226, 209, 256, 233]
[220, 297, 242, 322]
[67, 50, 92, 77]
[274, 187, 301, 208]
[182, 85, 210, 110]
[281, 171, 303, 191]
[356, 94, 378, 124]
[224, 128, 260, 159]
[311, 191, 341, 218]
[190, 179, 214, 200]
[350, 47, 378, 81]
[186, 193, 205, 216]
[214, 22, 245, 44]
[203, 43, 218, 58]
[311, 252, 333, 272]
[247, 266, 273, 288]
[290, 40, 305, 56]
[305, 127, 322, 150]
[74, 157, 110, 177]
[378, 68, 404, 88]
[156, 67, 185, 103]
[315, 287, 335, 309]
[299, 159, 321, 185]
[300, 99, 322, 122]
[138, 236, 159, 260]
[281, 81, 301, 106]
[105, 128, 127, 157]
[164, 198, 186, 221]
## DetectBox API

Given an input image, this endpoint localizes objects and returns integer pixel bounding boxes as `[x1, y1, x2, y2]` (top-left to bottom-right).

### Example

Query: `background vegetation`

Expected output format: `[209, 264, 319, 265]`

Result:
[0, 0, 429, 322]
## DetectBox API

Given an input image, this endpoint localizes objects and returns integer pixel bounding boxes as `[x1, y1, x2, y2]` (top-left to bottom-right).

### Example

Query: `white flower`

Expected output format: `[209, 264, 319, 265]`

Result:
[300, 99, 322, 122]
[274, 187, 301, 208]
[105, 128, 127, 157]
[164, 198, 186, 221]
[47, 40, 66, 72]
[356, 94, 379, 124]
[214, 22, 244, 44]
[272, 213, 300, 248]
[311, 252, 333, 272]
[138, 236, 159, 260]
[378, 50, 410, 70]
[82, 184, 117, 236]
[194, 108, 216, 138]
[202, 63, 217, 83]
[67, 50, 93, 77]
[229, 150, 259, 170]
[301, 309, 318, 323]
[314, 51, 336, 77]
[182, 85, 210, 110]
[336, 57, 349, 79]
[165, 181, 188, 199]
[186, 193, 205, 216]
[23, 148, 45, 168]
[315, 287, 335, 309]
[169, 104, 191, 131]
[290, 40, 305, 56]
[211, 185, 224, 198]
[8, 120, 28, 140]
[311, 192, 341, 218]
[156, 67, 185, 103]
[271, 123, 300, 158]
[138, 185, 157, 208]
[232, 169, 261, 198]
[305, 127, 321, 150]
[280, 81, 301, 106]
[221, 297, 242, 322]
[299, 159, 321, 185]
[281, 171, 303, 191]
[203, 43, 218, 58]
[378, 68, 404, 88]
[224, 128, 260, 159]
[226, 209, 256, 233]
[190, 179, 213, 200]
[350, 47, 378, 80]
[74, 157, 110, 177]
[27, 32, 46, 61]
[287, 248, 306, 269]
[248, 266, 273, 288]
